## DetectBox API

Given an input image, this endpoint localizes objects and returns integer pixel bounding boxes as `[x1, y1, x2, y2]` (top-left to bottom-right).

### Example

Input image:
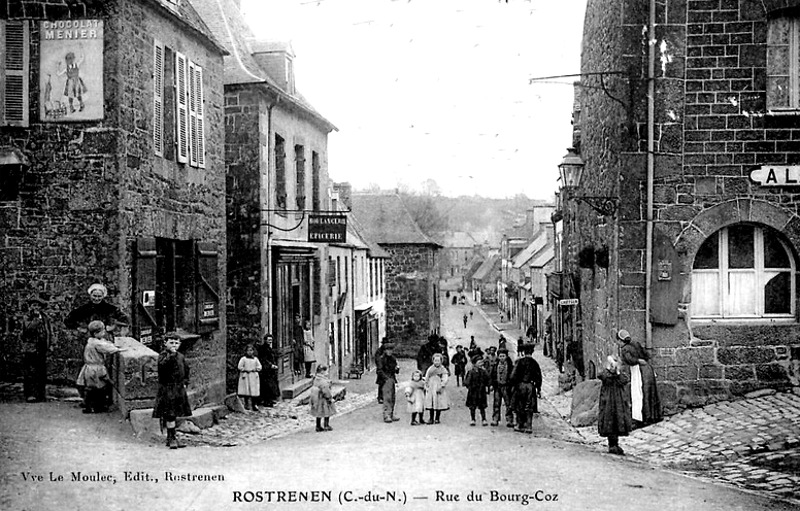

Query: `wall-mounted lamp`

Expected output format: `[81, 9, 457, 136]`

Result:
[558, 147, 618, 216]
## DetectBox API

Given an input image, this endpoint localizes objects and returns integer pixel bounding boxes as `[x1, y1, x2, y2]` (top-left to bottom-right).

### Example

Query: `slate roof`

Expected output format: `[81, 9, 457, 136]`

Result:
[512, 227, 550, 269]
[473, 254, 500, 282]
[349, 194, 441, 247]
[190, 0, 336, 131]
[529, 243, 554, 268]
[463, 254, 485, 281]
[442, 232, 477, 248]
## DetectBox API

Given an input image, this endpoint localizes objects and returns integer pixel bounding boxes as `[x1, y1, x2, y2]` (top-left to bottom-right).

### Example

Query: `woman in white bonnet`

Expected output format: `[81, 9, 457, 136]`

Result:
[65, 283, 129, 335]
[616, 329, 662, 427]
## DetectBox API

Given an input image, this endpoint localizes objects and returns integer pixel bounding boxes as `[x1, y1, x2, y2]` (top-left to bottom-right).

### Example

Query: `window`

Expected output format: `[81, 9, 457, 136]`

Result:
[691, 224, 795, 319]
[153, 41, 165, 156]
[1, 20, 30, 126]
[295, 144, 305, 210]
[767, 14, 800, 111]
[312, 151, 320, 211]
[275, 135, 287, 209]
[171, 51, 204, 167]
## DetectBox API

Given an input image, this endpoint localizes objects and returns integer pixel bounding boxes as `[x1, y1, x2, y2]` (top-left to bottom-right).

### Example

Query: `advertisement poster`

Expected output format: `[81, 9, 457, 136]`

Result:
[39, 20, 104, 122]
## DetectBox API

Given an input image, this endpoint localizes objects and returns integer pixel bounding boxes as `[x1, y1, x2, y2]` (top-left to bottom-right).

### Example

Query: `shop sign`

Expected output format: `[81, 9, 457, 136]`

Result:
[750, 165, 800, 187]
[39, 20, 104, 122]
[558, 298, 579, 306]
[308, 214, 347, 243]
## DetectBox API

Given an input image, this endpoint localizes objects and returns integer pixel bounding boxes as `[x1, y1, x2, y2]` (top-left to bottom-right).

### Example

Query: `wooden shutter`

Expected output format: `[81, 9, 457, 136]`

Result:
[153, 41, 165, 156]
[175, 52, 189, 163]
[1, 20, 30, 127]
[134, 238, 159, 346]
[187, 60, 197, 167]
[195, 241, 220, 332]
[194, 64, 205, 168]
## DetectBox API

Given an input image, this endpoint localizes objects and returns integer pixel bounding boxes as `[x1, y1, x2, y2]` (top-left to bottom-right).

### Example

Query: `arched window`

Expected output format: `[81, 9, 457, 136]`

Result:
[691, 224, 795, 319]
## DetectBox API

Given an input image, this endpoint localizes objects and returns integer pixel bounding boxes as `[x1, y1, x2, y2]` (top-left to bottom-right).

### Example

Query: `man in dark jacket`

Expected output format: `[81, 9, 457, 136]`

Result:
[256, 334, 281, 407]
[21, 297, 53, 403]
[416, 335, 440, 375]
[509, 343, 542, 434]
[489, 347, 514, 427]
[378, 343, 400, 423]
[374, 338, 389, 404]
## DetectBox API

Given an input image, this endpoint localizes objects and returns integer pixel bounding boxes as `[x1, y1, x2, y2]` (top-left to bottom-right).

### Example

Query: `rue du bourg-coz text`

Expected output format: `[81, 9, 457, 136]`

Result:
[20, 471, 224, 484]
[231, 489, 559, 505]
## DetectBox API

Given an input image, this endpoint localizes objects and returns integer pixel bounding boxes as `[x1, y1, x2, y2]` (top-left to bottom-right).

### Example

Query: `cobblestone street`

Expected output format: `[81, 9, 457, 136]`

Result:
[475, 300, 800, 506]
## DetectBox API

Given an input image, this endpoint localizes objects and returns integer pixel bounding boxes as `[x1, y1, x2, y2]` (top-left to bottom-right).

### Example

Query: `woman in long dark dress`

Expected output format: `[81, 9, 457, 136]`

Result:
[598, 355, 632, 455]
[256, 334, 281, 407]
[617, 329, 662, 426]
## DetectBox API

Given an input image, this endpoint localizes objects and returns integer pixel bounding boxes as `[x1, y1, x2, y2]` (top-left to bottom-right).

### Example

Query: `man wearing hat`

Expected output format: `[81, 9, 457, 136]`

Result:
[617, 329, 662, 427]
[489, 347, 515, 427]
[21, 296, 53, 402]
[378, 342, 400, 423]
[509, 343, 542, 434]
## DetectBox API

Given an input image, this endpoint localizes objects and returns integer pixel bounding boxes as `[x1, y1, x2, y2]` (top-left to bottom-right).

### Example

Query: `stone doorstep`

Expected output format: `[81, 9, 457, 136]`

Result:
[129, 406, 222, 438]
[281, 378, 313, 400]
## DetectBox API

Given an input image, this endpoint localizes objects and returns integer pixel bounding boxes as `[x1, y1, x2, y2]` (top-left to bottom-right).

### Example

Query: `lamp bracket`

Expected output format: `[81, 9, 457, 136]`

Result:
[574, 196, 619, 216]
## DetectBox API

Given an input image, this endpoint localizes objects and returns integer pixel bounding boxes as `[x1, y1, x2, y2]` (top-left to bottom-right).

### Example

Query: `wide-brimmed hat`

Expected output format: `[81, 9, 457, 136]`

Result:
[617, 329, 631, 342]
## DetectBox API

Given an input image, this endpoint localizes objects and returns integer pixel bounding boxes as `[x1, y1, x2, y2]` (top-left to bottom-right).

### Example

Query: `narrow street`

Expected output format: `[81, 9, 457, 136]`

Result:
[2, 292, 797, 511]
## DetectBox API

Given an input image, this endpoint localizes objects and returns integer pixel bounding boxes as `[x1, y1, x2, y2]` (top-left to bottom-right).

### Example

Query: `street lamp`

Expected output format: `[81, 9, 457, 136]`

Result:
[558, 148, 618, 216]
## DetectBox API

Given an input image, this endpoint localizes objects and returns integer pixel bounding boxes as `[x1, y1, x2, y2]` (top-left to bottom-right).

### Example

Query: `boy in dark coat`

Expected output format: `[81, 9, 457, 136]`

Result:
[464, 355, 489, 426]
[598, 355, 632, 455]
[509, 343, 542, 434]
[489, 347, 514, 427]
[152, 333, 191, 449]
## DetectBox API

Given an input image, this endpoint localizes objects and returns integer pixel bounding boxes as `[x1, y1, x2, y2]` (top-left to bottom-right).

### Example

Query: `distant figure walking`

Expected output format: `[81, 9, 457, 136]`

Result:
[463, 314, 468, 328]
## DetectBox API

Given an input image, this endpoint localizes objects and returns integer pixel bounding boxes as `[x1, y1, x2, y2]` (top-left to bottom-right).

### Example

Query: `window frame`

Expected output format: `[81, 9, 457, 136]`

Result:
[691, 225, 796, 321]
[767, 14, 800, 113]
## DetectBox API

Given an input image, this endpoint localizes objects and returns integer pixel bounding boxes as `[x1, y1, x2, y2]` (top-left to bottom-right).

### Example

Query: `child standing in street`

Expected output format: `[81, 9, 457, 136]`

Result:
[464, 355, 489, 426]
[598, 355, 631, 455]
[423, 353, 450, 424]
[152, 332, 191, 449]
[310, 365, 336, 432]
[404, 370, 426, 425]
[490, 347, 515, 427]
[76, 320, 126, 414]
[237, 344, 262, 412]
[451, 345, 467, 387]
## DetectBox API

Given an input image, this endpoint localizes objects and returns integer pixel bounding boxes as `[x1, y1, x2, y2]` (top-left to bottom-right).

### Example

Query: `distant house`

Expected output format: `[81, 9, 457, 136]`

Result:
[463, 254, 486, 296]
[349, 193, 442, 357]
[472, 253, 501, 305]
[441, 231, 478, 279]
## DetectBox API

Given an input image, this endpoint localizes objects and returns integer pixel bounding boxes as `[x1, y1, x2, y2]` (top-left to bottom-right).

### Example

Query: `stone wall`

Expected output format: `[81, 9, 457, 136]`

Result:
[0, 0, 227, 407]
[382, 244, 440, 357]
[577, 0, 800, 413]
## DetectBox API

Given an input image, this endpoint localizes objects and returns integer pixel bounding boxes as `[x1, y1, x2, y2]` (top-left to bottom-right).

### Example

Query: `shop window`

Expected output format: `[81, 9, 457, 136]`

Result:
[691, 224, 795, 319]
[133, 238, 219, 347]
[767, 14, 800, 112]
[0, 20, 30, 127]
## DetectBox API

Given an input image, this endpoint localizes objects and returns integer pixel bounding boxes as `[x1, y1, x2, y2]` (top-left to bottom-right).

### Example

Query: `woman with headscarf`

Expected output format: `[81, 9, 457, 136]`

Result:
[616, 329, 662, 427]
[65, 283, 129, 335]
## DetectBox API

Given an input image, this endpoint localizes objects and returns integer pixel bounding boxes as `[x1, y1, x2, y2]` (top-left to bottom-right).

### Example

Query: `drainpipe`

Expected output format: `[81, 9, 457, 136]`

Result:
[645, 0, 656, 349]
[265, 96, 279, 337]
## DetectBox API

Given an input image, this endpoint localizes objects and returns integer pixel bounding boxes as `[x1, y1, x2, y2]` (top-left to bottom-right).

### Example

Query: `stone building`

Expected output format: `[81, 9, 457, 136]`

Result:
[349, 193, 441, 358]
[441, 231, 478, 278]
[191, 0, 344, 387]
[558, 0, 800, 412]
[0, 0, 228, 407]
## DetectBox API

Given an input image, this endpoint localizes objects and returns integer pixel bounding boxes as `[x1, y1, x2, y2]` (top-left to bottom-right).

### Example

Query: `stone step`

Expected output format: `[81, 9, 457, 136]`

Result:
[292, 383, 347, 406]
[281, 378, 313, 400]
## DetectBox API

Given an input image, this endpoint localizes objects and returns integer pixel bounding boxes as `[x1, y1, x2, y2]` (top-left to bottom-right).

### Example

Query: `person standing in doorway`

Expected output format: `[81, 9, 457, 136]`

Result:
[302, 321, 316, 378]
[256, 334, 280, 408]
[152, 332, 190, 449]
[292, 316, 304, 377]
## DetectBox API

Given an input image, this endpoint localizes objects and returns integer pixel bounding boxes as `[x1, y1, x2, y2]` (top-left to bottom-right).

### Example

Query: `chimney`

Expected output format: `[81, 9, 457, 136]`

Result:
[333, 182, 352, 210]
[250, 41, 295, 94]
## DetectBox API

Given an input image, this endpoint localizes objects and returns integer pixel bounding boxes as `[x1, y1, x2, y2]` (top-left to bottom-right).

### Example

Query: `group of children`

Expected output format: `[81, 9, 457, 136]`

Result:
[403, 352, 451, 425]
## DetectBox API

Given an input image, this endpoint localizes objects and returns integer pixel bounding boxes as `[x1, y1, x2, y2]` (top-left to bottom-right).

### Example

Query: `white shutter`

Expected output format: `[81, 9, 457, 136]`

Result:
[187, 61, 197, 167]
[194, 64, 205, 169]
[175, 52, 189, 163]
[153, 40, 164, 156]
[1, 20, 30, 126]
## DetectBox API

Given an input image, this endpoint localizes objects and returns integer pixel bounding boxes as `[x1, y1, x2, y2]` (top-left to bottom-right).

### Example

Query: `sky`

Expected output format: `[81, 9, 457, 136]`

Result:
[240, 0, 587, 200]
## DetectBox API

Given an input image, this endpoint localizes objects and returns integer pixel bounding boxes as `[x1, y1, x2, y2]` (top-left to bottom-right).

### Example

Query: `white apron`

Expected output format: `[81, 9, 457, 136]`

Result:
[630, 364, 643, 422]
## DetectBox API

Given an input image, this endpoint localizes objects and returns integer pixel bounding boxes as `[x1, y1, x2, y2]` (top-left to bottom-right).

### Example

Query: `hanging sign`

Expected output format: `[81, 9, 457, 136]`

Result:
[750, 166, 800, 187]
[308, 214, 347, 243]
[39, 20, 104, 122]
[558, 299, 579, 306]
